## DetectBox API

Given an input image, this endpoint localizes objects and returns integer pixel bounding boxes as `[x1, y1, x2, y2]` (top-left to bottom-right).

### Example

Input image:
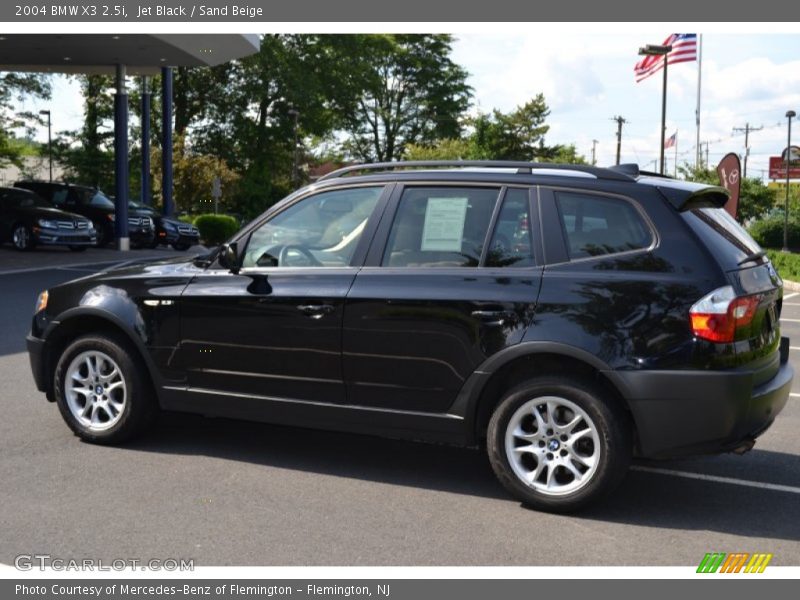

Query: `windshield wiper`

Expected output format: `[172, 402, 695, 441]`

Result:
[738, 250, 767, 266]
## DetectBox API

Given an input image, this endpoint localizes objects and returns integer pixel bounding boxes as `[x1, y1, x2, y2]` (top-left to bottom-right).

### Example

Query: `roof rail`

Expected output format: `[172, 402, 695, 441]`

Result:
[317, 160, 635, 182]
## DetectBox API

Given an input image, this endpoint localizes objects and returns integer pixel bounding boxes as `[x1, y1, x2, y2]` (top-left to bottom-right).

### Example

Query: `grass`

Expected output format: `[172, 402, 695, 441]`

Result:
[766, 249, 800, 282]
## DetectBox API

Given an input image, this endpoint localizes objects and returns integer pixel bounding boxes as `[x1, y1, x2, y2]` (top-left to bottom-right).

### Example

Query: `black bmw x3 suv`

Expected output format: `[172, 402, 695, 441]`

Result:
[26, 161, 793, 511]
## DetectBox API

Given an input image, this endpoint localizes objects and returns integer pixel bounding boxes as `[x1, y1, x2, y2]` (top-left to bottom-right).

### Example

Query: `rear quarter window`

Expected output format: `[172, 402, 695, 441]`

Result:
[555, 192, 652, 259]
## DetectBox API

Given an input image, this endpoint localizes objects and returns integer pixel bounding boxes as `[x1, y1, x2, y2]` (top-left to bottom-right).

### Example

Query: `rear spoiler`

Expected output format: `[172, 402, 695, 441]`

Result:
[657, 185, 730, 211]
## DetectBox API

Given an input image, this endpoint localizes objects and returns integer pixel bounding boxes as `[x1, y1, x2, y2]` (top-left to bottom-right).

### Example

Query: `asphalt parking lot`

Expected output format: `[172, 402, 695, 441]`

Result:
[0, 246, 798, 567]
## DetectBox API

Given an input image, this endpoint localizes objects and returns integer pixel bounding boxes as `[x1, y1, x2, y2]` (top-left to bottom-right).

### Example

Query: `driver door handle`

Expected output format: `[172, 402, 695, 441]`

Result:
[297, 304, 335, 318]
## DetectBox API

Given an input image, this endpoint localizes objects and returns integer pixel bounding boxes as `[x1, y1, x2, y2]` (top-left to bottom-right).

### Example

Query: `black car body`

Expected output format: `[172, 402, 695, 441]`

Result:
[26, 162, 793, 511]
[128, 201, 200, 251]
[14, 181, 155, 248]
[0, 186, 96, 250]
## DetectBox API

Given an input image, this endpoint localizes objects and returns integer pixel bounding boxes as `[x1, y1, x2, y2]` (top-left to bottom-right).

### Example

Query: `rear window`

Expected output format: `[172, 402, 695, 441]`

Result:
[681, 207, 762, 270]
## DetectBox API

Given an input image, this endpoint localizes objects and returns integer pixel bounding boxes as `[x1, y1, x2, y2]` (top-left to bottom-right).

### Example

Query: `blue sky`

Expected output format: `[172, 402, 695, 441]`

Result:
[16, 32, 800, 181]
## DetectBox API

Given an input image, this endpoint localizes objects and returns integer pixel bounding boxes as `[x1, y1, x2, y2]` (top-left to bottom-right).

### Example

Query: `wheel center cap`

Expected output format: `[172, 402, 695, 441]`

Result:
[547, 439, 560, 451]
[95, 385, 103, 395]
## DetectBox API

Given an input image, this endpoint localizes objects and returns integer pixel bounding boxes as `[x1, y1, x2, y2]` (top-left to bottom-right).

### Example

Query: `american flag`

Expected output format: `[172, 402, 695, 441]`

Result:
[634, 34, 698, 83]
[664, 131, 677, 149]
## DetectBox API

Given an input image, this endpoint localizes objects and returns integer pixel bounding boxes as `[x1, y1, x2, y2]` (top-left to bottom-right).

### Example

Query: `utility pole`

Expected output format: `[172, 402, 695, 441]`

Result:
[612, 116, 626, 165]
[591, 139, 598, 166]
[732, 123, 763, 178]
[705, 142, 709, 169]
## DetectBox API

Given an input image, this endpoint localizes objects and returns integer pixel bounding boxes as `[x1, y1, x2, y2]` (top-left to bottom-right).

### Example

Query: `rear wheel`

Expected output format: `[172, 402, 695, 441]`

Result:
[12, 224, 35, 251]
[487, 376, 631, 512]
[53, 333, 158, 444]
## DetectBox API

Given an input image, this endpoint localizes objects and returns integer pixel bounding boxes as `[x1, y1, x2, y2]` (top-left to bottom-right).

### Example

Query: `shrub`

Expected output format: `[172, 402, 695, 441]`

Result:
[767, 250, 800, 281]
[193, 214, 240, 246]
[748, 217, 800, 249]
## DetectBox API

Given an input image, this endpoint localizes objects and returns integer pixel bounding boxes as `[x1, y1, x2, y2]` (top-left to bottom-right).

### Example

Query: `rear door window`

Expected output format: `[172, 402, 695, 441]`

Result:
[486, 188, 535, 268]
[555, 192, 652, 259]
[382, 187, 500, 267]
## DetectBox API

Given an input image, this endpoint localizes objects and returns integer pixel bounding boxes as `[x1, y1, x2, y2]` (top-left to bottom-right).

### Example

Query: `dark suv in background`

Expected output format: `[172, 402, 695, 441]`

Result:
[0, 186, 96, 251]
[14, 181, 155, 248]
[25, 161, 792, 512]
[128, 200, 200, 251]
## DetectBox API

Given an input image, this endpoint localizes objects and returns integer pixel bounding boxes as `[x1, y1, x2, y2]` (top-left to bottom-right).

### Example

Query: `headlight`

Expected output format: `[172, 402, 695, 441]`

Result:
[147, 217, 155, 228]
[37, 219, 59, 229]
[35, 290, 48, 314]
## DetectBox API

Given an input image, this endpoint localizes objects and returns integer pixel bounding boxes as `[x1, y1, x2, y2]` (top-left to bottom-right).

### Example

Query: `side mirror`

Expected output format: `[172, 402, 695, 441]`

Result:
[218, 242, 240, 273]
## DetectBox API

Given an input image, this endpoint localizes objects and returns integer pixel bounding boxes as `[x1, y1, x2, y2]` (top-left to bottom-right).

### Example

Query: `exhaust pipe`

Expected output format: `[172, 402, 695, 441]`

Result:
[732, 438, 756, 455]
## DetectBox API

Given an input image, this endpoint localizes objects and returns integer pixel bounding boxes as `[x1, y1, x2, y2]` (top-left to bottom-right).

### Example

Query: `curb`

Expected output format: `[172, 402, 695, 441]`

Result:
[783, 280, 800, 292]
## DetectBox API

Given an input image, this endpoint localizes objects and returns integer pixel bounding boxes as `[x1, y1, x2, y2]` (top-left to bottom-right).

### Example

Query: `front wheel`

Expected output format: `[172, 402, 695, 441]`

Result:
[12, 224, 35, 251]
[53, 333, 158, 444]
[487, 377, 631, 512]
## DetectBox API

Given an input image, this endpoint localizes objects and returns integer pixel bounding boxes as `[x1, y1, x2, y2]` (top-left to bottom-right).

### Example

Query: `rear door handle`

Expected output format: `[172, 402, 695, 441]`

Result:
[471, 310, 517, 326]
[297, 304, 335, 318]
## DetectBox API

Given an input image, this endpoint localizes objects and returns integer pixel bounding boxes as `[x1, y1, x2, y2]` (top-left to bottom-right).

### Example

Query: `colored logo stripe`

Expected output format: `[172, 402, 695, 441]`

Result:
[697, 553, 773, 573]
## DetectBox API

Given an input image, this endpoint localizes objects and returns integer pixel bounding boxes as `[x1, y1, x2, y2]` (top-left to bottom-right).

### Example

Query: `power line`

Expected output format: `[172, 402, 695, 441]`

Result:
[732, 123, 763, 178]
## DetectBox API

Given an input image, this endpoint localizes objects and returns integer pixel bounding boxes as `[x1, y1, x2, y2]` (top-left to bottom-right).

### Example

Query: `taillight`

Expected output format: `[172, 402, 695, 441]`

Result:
[689, 285, 760, 343]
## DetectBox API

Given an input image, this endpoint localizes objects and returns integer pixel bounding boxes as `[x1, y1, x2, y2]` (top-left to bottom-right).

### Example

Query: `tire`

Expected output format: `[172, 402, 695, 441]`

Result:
[12, 224, 35, 251]
[171, 243, 190, 251]
[93, 221, 109, 247]
[68, 246, 87, 252]
[53, 333, 158, 444]
[487, 376, 632, 513]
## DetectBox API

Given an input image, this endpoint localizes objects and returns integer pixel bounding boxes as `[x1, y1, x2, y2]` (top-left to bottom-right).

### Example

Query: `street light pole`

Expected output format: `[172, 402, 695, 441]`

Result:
[784, 110, 796, 252]
[288, 108, 299, 189]
[638, 43, 672, 175]
[39, 109, 52, 182]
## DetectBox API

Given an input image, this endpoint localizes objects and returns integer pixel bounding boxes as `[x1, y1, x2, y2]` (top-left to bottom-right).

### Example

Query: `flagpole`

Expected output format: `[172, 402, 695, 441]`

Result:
[674, 130, 678, 177]
[695, 34, 703, 170]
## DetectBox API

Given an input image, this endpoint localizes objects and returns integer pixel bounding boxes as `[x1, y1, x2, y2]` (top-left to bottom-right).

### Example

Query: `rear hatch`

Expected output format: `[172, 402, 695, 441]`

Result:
[677, 193, 783, 381]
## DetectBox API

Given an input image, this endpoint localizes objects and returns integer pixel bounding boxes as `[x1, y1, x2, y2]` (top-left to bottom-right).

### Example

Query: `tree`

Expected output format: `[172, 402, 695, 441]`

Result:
[334, 34, 472, 162]
[470, 95, 550, 160]
[539, 143, 588, 165]
[404, 138, 475, 160]
[150, 135, 240, 214]
[0, 72, 51, 168]
[53, 75, 115, 189]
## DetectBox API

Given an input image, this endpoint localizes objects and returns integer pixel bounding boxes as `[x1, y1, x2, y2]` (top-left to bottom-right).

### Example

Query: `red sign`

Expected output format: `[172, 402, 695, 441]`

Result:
[769, 156, 800, 179]
[717, 153, 741, 219]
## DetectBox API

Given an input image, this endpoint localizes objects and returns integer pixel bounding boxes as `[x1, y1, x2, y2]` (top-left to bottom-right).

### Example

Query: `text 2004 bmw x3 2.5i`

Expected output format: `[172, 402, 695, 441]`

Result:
[26, 161, 793, 512]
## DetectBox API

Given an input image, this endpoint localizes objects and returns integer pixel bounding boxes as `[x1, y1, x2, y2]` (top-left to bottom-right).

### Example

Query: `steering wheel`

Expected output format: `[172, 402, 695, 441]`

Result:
[278, 244, 322, 267]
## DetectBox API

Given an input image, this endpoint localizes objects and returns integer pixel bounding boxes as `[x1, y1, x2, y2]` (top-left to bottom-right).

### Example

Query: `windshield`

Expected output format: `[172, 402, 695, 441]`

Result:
[14, 193, 52, 209]
[129, 200, 156, 215]
[74, 188, 115, 209]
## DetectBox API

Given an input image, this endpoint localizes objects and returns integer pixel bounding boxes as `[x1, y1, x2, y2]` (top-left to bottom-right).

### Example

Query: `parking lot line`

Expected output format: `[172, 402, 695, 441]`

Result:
[781, 318, 800, 323]
[0, 260, 127, 277]
[790, 393, 800, 398]
[784, 292, 800, 300]
[631, 465, 800, 494]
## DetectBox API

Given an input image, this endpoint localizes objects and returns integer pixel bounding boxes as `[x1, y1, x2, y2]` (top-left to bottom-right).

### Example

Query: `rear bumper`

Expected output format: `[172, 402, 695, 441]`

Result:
[609, 351, 793, 458]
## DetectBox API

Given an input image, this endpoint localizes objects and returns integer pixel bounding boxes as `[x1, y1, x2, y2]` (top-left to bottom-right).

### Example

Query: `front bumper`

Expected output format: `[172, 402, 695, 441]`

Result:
[27, 334, 48, 395]
[157, 229, 200, 246]
[129, 228, 155, 245]
[34, 229, 97, 246]
[609, 344, 793, 458]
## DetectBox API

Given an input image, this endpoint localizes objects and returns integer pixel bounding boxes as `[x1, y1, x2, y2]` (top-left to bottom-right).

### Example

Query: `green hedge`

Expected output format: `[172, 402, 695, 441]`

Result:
[748, 217, 800, 249]
[193, 214, 240, 246]
[767, 250, 800, 282]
